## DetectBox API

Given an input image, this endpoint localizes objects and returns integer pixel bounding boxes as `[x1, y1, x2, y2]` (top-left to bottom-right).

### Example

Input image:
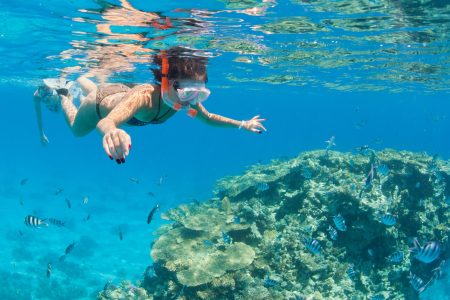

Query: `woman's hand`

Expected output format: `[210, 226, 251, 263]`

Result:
[40, 134, 49, 146]
[241, 115, 267, 134]
[102, 128, 132, 164]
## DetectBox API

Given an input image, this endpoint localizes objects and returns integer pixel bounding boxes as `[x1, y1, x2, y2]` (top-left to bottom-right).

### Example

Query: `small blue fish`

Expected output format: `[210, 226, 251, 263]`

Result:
[303, 237, 321, 254]
[376, 164, 389, 176]
[256, 182, 269, 192]
[327, 225, 338, 241]
[333, 214, 347, 231]
[408, 272, 426, 293]
[410, 238, 440, 263]
[370, 295, 385, 300]
[415, 182, 421, 189]
[233, 216, 241, 224]
[380, 213, 396, 226]
[347, 264, 357, 280]
[222, 231, 232, 244]
[387, 251, 404, 263]
[203, 240, 214, 247]
[264, 277, 278, 288]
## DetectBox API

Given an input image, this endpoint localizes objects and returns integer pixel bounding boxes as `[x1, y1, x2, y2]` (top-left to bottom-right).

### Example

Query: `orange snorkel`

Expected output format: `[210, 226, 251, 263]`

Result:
[160, 51, 198, 117]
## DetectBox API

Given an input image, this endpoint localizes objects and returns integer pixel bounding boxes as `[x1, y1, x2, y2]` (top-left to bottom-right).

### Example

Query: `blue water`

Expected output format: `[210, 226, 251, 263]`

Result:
[0, 0, 449, 299]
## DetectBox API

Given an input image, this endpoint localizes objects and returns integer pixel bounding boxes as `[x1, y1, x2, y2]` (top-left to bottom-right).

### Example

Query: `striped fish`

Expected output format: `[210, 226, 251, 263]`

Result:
[380, 213, 396, 226]
[347, 264, 356, 280]
[303, 237, 321, 254]
[410, 238, 440, 263]
[333, 214, 347, 231]
[65, 241, 77, 255]
[376, 164, 390, 176]
[387, 251, 404, 263]
[408, 272, 426, 293]
[256, 182, 269, 192]
[46, 263, 52, 278]
[24, 215, 47, 227]
[327, 225, 338, 241]
[264, 277, 278, 288]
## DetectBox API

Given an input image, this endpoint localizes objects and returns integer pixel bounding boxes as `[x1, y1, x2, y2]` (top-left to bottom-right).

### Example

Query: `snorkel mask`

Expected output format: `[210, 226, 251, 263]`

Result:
[160, 51, 210, 117]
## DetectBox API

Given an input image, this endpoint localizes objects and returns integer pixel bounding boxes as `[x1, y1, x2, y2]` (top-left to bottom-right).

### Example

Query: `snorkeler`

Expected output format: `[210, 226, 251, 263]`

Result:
[33, 47, 267, 164]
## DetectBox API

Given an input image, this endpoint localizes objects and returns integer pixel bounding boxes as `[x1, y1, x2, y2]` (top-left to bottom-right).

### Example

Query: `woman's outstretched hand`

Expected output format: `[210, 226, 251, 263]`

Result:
[241, 115, 267, 134]
[102, 128, 131, 164]
[40, 134, 49, 146]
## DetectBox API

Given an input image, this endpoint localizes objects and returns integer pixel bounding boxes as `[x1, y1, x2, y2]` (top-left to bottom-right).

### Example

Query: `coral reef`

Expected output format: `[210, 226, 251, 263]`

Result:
[99, 149, 449, 300]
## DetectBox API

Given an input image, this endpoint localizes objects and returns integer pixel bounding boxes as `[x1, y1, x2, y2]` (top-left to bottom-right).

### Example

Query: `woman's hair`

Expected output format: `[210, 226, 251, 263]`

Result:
[152, 47, 208, 83]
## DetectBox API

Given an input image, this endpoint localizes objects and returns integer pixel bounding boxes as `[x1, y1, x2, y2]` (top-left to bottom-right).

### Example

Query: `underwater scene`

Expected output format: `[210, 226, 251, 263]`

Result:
[0, 0, 449, 299]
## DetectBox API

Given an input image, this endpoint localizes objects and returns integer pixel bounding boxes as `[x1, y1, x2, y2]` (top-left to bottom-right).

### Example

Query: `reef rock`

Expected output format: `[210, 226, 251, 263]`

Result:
[105, 149, 450, 300]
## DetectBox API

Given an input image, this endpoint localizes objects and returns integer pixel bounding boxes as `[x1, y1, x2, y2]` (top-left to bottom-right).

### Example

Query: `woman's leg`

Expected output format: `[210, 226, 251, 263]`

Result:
[60, 90, 99, 137]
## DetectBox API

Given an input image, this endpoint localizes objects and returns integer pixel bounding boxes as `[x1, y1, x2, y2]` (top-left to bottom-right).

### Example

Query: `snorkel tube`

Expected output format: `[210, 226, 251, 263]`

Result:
[160, 51, 198, 118]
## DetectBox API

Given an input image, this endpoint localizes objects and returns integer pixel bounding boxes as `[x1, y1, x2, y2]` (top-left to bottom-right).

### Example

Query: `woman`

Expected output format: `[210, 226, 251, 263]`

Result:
[34, 47, 266, 164]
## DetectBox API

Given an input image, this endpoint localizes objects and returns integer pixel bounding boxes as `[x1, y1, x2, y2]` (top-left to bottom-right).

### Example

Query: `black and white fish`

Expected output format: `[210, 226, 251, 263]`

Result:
[303, 237, 321, 254]
[47, 218, 65, 227]
[130, 177, 139, 184]
[327, 225, 338, 241]
[103, 280, 114, 298]
[147, 204, 160, 224]
[83, 196, 89, 204]
[65, 198, 71, 209]
[356, 145, 370, 154]
[325, 136, 336, 151]
[387, 251, 404, 264]
[20, 178, 29, 186]
[408, 272, 426, 293]
[147, 192, 155, 197]
[256, 182, 269, 192]
[24, 215, 47, 227]
[410, 238, 440, 263]
[380, 213, 396, 226]
[333, 214, 347, 231]
[365, 164, 375, 187]
[376, 164, 390, 176]
[347, 264, 357, 280]
[54, 188, 64, 195]
[83, 214, 91, 222]
[119, 229, 123, 241]
[431, 260, 445, 280]
[46, 263, 52, 278]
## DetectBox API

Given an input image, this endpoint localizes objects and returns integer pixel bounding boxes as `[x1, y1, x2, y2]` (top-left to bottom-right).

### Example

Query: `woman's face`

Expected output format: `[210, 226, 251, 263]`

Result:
[169, 78, 210, 105]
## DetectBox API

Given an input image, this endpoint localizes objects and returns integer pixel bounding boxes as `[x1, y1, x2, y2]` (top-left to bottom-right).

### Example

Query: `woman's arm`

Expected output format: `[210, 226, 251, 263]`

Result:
[96, 84, 154, 162]
[33, 94, 49, 145]
[194, 103, 267, 133]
